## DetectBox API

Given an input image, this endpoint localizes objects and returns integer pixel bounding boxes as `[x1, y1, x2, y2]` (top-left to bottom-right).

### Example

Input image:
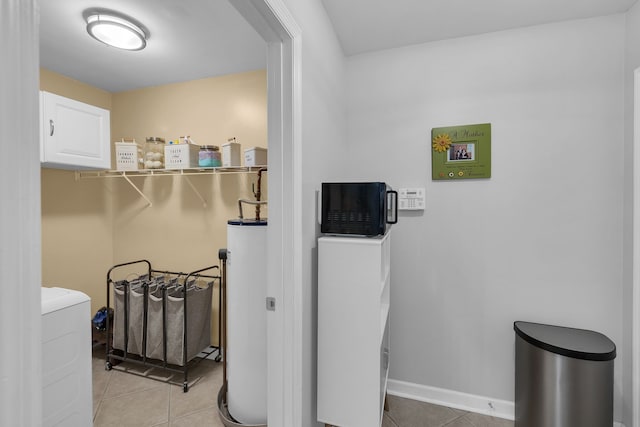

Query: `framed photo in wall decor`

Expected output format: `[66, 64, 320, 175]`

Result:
[431, 123, 491, 180]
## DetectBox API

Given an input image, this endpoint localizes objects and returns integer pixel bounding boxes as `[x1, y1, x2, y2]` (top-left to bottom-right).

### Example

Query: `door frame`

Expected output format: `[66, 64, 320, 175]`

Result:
[230, 1, 302, 425]
[0, 0, 302, 424]
[633, 67, 640, 427]
[1, 0, 42, 425]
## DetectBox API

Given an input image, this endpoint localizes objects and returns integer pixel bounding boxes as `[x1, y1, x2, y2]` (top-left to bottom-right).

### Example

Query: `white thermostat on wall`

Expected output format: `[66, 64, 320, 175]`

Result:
[398, 187, 425, 210]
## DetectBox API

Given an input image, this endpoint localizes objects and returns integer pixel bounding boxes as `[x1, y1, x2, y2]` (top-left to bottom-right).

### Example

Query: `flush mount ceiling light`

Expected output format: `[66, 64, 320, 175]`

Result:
[86, 13, 147, 51]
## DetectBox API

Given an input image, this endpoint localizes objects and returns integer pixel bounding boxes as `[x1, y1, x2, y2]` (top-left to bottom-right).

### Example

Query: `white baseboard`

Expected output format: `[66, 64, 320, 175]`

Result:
[387, 379, 514, 420]
[386, 379, 625, 427]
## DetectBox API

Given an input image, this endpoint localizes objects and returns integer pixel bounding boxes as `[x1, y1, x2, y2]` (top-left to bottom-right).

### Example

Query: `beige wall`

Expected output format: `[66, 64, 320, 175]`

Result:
[40, 68, 112, 109]
[40, 69, 114, 316]
[111, 70, 266, 154]
[40, 68, 268, 346]
[111, 70, 268, 344]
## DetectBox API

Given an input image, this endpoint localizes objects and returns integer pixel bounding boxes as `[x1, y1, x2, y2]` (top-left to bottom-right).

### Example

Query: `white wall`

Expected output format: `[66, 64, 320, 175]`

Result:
[0, 0, 42, 425]
[346, 15, 626, 420]
[624, 3, 640, 426]
[279, 0, 347, 425]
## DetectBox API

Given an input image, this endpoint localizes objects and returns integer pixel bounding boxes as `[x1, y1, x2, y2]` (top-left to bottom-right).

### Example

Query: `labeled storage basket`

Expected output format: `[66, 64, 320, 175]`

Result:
[115, 139, 141, 171]
[164, 143, 200, 169]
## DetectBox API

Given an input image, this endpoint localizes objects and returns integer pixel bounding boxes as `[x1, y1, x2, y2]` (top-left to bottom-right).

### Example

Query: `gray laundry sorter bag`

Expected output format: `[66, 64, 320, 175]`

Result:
[146, 283, 212, 366]
[112, 281, 145, 355]
[145, 287, 166, 361]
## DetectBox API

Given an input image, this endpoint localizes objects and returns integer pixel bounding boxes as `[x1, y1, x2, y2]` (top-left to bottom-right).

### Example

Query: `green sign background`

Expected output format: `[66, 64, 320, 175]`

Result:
[431, 123, 491, 180]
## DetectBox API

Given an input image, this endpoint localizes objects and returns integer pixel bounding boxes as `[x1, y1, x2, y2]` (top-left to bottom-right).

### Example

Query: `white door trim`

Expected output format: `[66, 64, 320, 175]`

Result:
[633, 67, 640, 427]
[230, 1, 302, 425]
[3, 0, 302, 424]
[0, 0, 42, 425]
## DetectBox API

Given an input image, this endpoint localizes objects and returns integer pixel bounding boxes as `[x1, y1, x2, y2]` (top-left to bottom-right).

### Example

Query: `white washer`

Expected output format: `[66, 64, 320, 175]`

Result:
[41, 287, 92, 427]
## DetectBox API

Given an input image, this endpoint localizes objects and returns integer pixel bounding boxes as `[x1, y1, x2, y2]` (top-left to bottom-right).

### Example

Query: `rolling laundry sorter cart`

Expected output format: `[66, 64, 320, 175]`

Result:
[317, 232, 391, 427]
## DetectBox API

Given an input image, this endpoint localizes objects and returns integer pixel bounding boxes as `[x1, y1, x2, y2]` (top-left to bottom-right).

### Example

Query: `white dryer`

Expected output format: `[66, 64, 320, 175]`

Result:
[41, 287, 92, 427]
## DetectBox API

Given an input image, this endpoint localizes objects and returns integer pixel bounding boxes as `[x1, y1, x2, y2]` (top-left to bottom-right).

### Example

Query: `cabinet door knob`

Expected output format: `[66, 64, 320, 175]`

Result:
[49, 119, 54, 136]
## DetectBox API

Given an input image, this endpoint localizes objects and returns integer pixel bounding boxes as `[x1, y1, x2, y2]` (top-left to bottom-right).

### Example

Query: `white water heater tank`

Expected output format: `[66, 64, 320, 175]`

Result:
[226, 221, 268, 424]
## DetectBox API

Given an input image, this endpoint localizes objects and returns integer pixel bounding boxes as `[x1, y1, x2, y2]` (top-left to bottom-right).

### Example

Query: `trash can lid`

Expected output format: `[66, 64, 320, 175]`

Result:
[514, 321, 616, 361]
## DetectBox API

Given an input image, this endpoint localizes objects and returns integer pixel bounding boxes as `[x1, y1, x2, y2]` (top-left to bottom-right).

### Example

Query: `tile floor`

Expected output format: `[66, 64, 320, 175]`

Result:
[92, 346, 224, 427]
[92, 346, 513, 427]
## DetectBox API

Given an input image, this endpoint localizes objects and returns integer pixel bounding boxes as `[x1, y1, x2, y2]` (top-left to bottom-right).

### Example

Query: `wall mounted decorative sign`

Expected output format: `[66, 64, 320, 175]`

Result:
[431, 123, 491, 180]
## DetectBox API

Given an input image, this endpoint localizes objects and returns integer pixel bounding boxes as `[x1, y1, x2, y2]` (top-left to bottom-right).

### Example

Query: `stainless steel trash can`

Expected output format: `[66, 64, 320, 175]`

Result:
[514, 321, 616, 427]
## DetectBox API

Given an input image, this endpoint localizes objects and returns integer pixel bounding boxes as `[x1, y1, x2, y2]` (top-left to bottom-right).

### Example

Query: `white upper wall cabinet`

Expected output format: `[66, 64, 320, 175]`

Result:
[40, 91, 111, 170]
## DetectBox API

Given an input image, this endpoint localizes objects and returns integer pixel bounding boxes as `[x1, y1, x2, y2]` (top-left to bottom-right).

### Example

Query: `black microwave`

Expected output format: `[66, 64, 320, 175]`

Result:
[321, 182, 398, 237]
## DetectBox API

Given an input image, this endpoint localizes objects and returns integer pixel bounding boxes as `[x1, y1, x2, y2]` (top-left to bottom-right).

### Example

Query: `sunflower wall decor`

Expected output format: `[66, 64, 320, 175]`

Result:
[431, 123, 491, 180]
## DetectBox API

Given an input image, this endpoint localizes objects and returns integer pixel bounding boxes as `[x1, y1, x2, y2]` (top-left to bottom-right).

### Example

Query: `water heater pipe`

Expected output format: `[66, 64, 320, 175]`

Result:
[237, 199, 268, 220]
[252, 167, 268, 220]
[218, 249, 228, 402]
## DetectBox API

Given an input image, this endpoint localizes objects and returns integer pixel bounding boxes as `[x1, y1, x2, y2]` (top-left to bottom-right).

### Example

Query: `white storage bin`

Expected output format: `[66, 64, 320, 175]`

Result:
[244, 147, 267, 167]
[222, 141, 241, 167]
[115, 141, 140, 171]
[164, 144, 200, 170]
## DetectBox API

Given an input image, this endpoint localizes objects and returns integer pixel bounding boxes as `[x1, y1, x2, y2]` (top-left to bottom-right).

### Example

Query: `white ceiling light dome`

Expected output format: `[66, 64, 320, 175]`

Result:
[86, 12, 147, 51]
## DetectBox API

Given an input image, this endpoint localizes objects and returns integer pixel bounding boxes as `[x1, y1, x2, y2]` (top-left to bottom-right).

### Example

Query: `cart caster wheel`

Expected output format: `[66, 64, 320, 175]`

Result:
[105, 361, 112, 371]
[183, 383, 189, 393]
[215, 355, 222, 362]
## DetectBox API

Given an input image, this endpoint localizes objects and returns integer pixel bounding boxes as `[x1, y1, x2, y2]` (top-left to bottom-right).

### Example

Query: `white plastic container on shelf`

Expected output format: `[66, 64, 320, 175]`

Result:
[222, 140, 241, 167]
[244, 147, 267, 167]
[164, 143, 200, 169]
[115, 140, 140, 171]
